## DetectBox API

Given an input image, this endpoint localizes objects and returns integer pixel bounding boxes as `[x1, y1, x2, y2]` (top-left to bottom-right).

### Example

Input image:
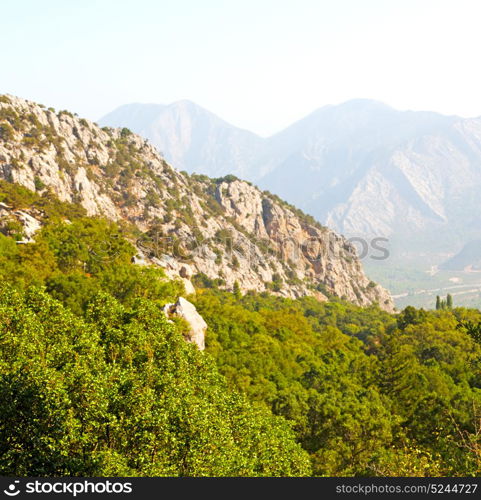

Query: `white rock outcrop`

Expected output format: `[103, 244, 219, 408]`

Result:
[163, 297, 207, 350]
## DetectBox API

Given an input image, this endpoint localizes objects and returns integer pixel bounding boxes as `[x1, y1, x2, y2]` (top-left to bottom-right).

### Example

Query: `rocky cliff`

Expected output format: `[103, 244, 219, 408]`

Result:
[0, 94, 393, 311]
[100, 99, 481, 262]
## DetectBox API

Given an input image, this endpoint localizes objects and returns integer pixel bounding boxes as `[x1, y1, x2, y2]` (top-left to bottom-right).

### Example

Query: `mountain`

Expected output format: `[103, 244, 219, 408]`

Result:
[98, 100, 264, 179]
[440, 240, 481, 271]
[261, 100, 481, 249]
[0, 94, 393, 310]
[99, 99, 481, 261]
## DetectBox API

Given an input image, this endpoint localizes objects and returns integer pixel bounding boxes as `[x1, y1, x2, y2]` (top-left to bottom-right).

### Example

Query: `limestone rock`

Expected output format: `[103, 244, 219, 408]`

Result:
[0, 202, 42, 242]
[163, 297, 207, 350]
[15, 210, 41, 241]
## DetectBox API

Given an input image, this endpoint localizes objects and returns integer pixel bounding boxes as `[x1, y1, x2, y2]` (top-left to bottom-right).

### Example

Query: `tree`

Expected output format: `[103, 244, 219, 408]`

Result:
[457, 320, 481, 344]
[233, 280, 241, 300]
[447, 294, 453, 309]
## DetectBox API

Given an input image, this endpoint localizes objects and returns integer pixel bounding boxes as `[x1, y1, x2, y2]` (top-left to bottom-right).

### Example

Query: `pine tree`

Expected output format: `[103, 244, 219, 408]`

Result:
[446, 294, 453, 309]
[233, 280, 242, 300]
[436, 296, 441, 310]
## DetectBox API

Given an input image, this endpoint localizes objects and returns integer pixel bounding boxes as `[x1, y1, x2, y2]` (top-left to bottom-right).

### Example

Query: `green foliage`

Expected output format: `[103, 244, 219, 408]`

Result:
[436, 294, 454, 310]
[447, 293, 453, 309]
[0, 287, 310, 476]
[0, 180, 86, 219]
[0, 184, 310, 477]
[0, 122, 15, 140]
[34, 176, 46, 191]
[193, 290, 395, 475]
[0, 180, 38, 208]
[379, 307, 481, 474]
[457, 319, 481, 344]
[231, 254, 240, 270]
[193, 290, 481, 476]
[145, 188, 161, 207]
[192, 272, 225, 290]
[0, 182, 183, 307]
[0, 181, 480, 476]
[215, 228, 232, 241]
[266, 272, 283, 292]
[214, 174, 239, 184]
[40, 217, 135, 274]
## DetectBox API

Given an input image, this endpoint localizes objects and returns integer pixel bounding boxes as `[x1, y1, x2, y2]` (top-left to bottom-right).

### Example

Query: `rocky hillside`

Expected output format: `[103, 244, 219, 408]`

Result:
[100, 99, 481, 261]
[0, 94, 393, 311]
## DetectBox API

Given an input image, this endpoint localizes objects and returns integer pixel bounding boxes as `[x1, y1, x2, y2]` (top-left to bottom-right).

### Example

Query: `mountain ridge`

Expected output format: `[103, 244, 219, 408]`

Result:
[0, 94, 393, 310]
[99, 99, 481, 267]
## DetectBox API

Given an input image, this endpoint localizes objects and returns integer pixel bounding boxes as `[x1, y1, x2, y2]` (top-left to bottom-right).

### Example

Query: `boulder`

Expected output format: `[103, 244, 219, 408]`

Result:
[163, 297, 207, 350]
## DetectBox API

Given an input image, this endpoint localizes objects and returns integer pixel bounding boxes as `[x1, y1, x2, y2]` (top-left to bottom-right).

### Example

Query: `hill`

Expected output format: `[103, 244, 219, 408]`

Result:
[0, 94, 392, 310]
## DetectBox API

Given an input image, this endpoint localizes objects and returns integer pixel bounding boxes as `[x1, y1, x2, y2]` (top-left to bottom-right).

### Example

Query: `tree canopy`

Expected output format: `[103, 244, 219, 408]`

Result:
[1, 182, 481, 476]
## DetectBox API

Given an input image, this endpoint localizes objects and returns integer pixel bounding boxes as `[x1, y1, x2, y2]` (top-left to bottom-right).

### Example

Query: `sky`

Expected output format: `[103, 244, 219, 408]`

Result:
[2, 0, 481, 136]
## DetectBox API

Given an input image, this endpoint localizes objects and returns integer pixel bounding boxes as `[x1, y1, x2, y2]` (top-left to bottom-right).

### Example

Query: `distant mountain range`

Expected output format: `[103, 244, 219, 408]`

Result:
[99, 99, 481, 266]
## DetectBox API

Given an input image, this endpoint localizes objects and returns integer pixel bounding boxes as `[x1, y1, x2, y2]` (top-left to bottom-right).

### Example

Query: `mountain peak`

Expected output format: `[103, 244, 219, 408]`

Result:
[169, 99, 204, 109]
[336, 98, 393, 110]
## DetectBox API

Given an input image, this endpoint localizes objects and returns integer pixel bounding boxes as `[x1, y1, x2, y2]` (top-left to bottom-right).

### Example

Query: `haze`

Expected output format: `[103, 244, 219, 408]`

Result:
[2, 0, 481, 136]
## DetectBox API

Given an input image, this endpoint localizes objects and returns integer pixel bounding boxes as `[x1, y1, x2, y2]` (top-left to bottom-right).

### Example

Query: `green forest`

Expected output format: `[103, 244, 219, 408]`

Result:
[1, 182, 480, 476]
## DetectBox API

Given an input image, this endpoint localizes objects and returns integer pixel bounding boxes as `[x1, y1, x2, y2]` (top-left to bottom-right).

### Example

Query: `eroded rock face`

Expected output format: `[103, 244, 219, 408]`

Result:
[163, 297, 207, 350]
[0, 202, 42, 242]
[0, 94, 394, 311]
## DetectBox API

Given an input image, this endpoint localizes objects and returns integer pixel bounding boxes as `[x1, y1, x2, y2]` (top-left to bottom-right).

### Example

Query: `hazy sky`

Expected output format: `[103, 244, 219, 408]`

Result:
[2, 0, 481, 136]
